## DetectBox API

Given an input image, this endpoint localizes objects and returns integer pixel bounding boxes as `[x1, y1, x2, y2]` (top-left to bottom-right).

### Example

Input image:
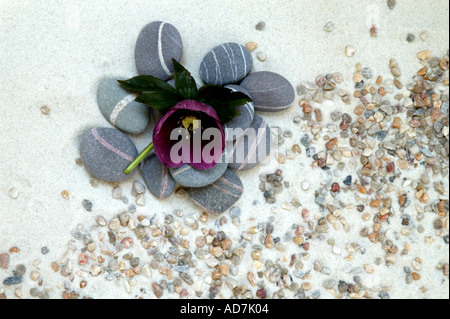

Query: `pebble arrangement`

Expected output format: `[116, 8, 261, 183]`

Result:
[2, 11, 449, 300]
[81, 20, 295, 215]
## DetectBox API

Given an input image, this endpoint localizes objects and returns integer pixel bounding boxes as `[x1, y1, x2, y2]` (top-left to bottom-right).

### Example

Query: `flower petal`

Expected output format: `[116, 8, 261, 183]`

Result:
[153, 100, 225, 169]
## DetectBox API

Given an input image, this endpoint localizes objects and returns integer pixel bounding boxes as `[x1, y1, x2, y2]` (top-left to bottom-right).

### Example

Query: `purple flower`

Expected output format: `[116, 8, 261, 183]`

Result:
[153, 100, 225, 170]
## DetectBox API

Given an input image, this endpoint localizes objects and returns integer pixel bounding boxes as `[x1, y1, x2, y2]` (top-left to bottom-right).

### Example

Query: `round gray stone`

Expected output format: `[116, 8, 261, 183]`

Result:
[224, 85, 254, 142]
[240, 71, 295, 112]
[97, 78, 151, 134]
[141, 153, 176, 199]
[227, 114, 272, 171]
[200, 42, 252, 86]
[80, 127, 138, 182]
[135, 21, 183, 81]
[169, 153, 228, 188]
[188, 169, 243, 215]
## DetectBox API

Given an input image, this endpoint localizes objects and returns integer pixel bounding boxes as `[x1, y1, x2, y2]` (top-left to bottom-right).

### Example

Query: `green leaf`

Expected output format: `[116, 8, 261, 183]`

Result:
[118, 76, 179, 95]
[172, 59, 198, 100]
[212, 104, 242, 124]
[135, 91, 182, 114]
[197, 85, 252, 123]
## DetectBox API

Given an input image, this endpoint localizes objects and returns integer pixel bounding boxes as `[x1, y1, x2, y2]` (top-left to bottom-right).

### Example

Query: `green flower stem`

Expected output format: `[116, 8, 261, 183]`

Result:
[124, 142, 153, 174]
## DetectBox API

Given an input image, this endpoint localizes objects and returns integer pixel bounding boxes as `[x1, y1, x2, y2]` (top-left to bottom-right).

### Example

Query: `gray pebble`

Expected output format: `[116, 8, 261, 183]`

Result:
[323, 279, 336, 289]
[188, 169, 244, 215]
[419, 147, 432, 157]
[311, 291, 321, 299]
[224, 85, 255, 141]
[306, 146, 315, 158]
[387, 0, 396, 10]
[30, 288, 39, 297]
[338, 281, 348, 293]
[169, 153, 228, 188]
[135, 21, 183, 80]
[324, 21, 335, 32]
[200, 42, 252, 85]
[428, 57, 440, 68]
[128, 204, 136, 213]
[240, 71, 295, 112]
[82, 199, 93, 211]
[97, 78, 151, 134]
[406, 34, 415, 42]
[255, 21, 266, 30]
[322, 267, 332, 275]
[296, 84, 305, 95]
[3, 276, 23, 285]
[227, 114, 272, 171]
[39, 291, 50, 299]
[229, 206, 241, 218]
[379, 291, 390, 299]
[80, 127, 138, 182]
[361, 67, 373, 79]
[300, 134, 311, 147]
[132, 181, 146, 195]
[130, 257, 140, 268]
[141, 153, 176, 199]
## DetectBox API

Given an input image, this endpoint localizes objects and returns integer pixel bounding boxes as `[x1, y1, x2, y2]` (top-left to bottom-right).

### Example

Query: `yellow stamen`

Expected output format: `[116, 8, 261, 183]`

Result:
[181, 115, 200, 131]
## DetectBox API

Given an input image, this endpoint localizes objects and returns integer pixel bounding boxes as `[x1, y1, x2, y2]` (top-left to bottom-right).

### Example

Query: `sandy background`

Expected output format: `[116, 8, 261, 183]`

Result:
[1, 0, 449, 299]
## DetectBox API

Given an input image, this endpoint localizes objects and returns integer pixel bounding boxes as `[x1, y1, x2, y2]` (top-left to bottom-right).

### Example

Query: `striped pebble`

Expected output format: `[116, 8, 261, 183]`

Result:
[224, 85, 254, 141]
[97, 78, 151, 134]
[140, 154, 176, 199]
[169, 153, 228, 188]
[240, 71, 295, 112]
[80, 127, 138, 182]
[188, 169, 243, 215]
[135, 21, 183, 81]
[200, 42, 252, 85]
[227, 114, 272, 171]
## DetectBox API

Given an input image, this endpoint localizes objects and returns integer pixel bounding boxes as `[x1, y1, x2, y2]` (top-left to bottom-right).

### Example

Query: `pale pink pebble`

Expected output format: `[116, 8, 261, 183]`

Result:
[78, 253, 89, 265]
[410, 119, 421, 128]
[121, 237, 134, 249]
[0, 253, 10, 269]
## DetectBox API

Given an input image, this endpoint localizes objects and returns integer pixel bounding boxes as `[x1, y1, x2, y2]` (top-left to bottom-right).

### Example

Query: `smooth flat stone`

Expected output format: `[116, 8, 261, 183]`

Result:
[141, 154, 176, 199]
[240, 71, 295, 112]
[169, 153, 228, 188]
[135, 21, 183, 81]
[188, 169, 243, 215]
[97, 78, 151, 134]
[227, 114, 272, 171]
[80, 127, 138, 182]
[200, 42, 252, 85]
[224, 85, 254, 141]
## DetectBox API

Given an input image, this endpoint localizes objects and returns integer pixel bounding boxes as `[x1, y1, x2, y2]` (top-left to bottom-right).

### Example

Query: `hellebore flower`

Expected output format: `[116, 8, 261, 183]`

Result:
[153, 99, 225, 170]
[119, 59, 252, 174]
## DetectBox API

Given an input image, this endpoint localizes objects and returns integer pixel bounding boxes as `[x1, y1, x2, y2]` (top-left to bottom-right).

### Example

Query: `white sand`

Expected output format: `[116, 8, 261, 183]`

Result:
[1, 0, 448, 299]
